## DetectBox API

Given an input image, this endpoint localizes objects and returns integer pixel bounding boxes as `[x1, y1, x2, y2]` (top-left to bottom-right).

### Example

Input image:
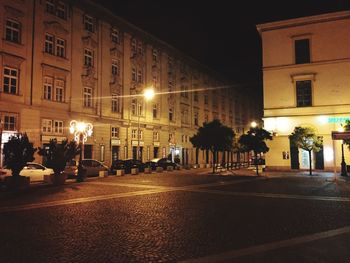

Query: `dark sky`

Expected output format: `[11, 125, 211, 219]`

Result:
[96, 0, 350, 85]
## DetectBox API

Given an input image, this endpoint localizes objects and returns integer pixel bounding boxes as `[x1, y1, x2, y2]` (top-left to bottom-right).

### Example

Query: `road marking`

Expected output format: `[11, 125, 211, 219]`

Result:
[182, 225, 350, 263]
[185, 188, 350, 203]
[0, 178, 262, 213]
[0, 188, 176, 213]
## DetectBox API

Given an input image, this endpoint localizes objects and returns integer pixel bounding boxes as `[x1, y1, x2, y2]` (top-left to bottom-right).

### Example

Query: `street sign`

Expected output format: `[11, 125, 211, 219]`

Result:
[331, 131, 350, 140]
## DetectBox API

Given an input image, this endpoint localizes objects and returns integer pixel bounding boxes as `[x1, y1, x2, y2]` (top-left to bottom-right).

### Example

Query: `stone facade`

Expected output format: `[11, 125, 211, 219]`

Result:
[0, 0, 253, 167]
[257, 10, 350, 171]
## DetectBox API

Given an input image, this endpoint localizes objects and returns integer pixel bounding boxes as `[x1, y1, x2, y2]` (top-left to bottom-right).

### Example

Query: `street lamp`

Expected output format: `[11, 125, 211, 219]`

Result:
[70, 120, 93, 181]
[250, 121, 257, 128]
[338, 124, 348, 176]
[136, 87, 155, 160]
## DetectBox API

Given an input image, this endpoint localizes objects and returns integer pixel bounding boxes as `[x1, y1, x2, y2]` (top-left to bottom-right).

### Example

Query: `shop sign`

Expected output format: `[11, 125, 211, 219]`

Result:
[111, 139, 121, 146]
[331, 131, 350, 140]
[131, 140, 144, 146]
[153, 142, 160, 147]
[328, 117, 350, 123]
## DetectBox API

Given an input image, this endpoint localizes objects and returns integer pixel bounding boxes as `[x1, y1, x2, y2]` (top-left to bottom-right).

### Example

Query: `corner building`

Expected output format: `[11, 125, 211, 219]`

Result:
[257, 10, 350, 171]
[0, 0, 252, 167]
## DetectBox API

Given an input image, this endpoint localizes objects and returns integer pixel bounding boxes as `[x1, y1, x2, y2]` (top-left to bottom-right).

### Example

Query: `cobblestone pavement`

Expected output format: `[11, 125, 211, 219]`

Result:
[1, 168, 350, 262]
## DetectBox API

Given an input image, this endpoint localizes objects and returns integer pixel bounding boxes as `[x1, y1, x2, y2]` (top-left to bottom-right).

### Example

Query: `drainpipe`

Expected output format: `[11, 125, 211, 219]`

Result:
[30, 0, 36, 105]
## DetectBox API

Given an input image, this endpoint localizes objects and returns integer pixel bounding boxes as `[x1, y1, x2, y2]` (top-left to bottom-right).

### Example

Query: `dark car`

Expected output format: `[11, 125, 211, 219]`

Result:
[145, 158, 178, 170]
[80, 159, 109, 177]
[111, 159, 145, 174]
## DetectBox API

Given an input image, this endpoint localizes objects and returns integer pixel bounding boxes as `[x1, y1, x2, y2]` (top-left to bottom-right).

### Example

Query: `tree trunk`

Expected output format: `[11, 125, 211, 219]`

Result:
[308, 150, 312, 175]
[255, 151, 259, 176]
[212, 150, 216, 174]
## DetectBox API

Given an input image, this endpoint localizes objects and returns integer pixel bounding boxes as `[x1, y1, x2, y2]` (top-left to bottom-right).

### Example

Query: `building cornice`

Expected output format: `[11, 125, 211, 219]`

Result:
[256, 10, 350, 34]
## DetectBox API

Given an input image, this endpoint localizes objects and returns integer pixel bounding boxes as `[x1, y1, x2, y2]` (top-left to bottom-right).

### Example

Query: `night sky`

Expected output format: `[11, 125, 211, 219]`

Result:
[96, 0, 350, 86]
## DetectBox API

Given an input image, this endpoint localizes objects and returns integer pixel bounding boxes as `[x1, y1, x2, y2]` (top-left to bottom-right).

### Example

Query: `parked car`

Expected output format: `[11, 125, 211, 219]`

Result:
[145, 158, 179, 170]
[63, 160, 78, 179]
[80, 159, 109, 177]
[110, 159, 145, 174]
[0, 162, 54, 182]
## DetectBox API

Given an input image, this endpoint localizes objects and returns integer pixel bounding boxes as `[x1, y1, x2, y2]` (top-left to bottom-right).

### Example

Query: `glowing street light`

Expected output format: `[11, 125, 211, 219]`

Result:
[70, 120, 93, 181]
[136, 87, 155, 160]
[251, 121, 258, 128]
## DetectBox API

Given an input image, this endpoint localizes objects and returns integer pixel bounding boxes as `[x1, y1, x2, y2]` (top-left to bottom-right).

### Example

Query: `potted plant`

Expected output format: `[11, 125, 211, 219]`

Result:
[38, 139, 80, 185]
[3, 133, 36, 189]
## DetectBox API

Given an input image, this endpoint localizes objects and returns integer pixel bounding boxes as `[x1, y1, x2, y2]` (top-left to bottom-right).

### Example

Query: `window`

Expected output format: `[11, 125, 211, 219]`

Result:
[111, 28, 119, 44]
[111, 60, 119, 76]
[132, 129, 137, 139]
[4, 115, 16, 131]
[6, 19, 20, 43]
[153, 104, 158, 119]
[137, 69, 142, 83]
[131, 67, 137, 81]
[153, 131, 159, 141]
[131, 39, 137, 54]
[84, 15, 94, 32]
[42, 119, 52, 133]
[83, 87, 93, 107]
[111, 94, 120, 113]
[53, 120, 63, 134]
[84, 49, 93, 67]
[3, 67, 18, 94]
[169, 107, 174, 122]
[111, 127, 119, 138]
[152, 49, 158, 62]
[194, 111, 199, 126]
[296, 80, 312, 107]
[45, 34, 54, 54]
[194, 92, 198, 102]
[131, 99, 137, 115]
[181, 107, 189, 124]
[204, 111, 209, 123]
[137, 42, 143, 55]
[44, 77, 53, 100]
[181, 85, 188, 98]
[137, 100, 143, 116]
[56, 2, 66, 19]
[46, 0, 55, 14]
[56, 38, 65, 57]
[55, 80, 64, 102]
[295, 39, 310, 64]
[204, 94, 208, 105]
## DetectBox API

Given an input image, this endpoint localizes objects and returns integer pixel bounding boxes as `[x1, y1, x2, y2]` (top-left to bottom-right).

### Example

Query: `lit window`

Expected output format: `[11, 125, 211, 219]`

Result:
[5, 19, 20, 43]
[132, 129, 137, 139]
[84, 15, 94, 32]
[84, 49, 93, 67]
[56, 38, 65, 57]
[83, 87, 93, 107]
[111, 28, 119, 44]
[111, 94, 120, 113]
[43, 77, 53, 100]
[153, 131, 159, 141]
[3, 67, 18, 94]
[111, 127, 119, 138]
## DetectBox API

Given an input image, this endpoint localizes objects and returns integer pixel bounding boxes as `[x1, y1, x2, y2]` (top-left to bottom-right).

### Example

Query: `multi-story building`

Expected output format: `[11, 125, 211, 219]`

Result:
[257, 10, 350, 171]
[0, 0, 254, 167]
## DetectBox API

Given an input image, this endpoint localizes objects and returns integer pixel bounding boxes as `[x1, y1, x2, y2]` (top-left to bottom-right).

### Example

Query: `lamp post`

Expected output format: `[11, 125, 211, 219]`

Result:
[341, 139, 348, 176]
[135, 87, 155, 161]
[70, 120, 93, 182]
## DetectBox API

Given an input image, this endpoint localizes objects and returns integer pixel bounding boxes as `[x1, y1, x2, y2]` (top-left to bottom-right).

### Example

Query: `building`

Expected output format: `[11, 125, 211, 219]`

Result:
[0, 0, 255, 168]
[257, 10, 350, 171]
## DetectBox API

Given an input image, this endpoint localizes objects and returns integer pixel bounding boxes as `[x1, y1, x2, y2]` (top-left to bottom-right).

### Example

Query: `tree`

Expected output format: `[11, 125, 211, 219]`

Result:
[3, 133, 37, 178]
[238, 127, 272, 176]
[38, 139, 80, 184]
[289, 126, 322, 175]
[190, 119, 235, 173]
[343, 120, 350, 151]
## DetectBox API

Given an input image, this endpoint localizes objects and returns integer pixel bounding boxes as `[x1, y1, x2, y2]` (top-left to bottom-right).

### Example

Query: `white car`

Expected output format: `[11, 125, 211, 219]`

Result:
[0, 162, 54, 182]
